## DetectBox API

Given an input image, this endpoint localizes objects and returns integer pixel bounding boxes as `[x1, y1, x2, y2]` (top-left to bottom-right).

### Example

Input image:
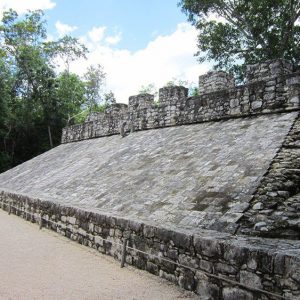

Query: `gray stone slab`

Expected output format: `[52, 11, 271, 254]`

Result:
[0, 112, 297, 232]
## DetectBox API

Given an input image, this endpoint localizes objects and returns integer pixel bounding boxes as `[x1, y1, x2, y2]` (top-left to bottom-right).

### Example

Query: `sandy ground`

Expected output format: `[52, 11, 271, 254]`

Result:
[0, 209, 198, 300]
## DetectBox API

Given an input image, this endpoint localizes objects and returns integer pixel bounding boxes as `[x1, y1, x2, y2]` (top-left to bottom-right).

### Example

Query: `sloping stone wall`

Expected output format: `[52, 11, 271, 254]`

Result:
[1, 190, 300, 299]
[2, 59, 300, 298]
[61, 59, 300, 144]
[238, 113, 300, 239]
[1, 113, 297, 234]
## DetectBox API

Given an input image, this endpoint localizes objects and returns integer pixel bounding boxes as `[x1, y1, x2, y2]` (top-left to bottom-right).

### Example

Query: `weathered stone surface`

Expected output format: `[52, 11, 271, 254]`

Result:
[199, 71, 235, 94]
[1, 59, 300, 299]
[196, 272, 220, 300]
[0, 113, 296, 232]
[1, 190, 300, 299]
[240, 270, 262, 289]
[238, 114, 300, 239]
[61, 60, 300, 144]
[222, 287, 254, 300]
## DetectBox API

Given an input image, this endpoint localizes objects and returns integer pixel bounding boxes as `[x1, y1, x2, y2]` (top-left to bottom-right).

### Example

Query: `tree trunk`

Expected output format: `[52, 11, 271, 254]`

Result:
[48, 125, 53, 148]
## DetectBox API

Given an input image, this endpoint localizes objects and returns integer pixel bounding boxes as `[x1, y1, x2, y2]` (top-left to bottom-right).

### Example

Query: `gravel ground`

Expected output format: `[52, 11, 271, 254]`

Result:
[0, 209, 198, 300]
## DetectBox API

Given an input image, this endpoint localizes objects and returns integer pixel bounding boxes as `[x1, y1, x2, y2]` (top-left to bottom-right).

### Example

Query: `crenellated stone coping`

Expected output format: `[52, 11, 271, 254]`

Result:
[246, 59, 294, 83]
[61, 69, 300, 144]
[199, 71, 235, 95]
[1, 189, 300, 299]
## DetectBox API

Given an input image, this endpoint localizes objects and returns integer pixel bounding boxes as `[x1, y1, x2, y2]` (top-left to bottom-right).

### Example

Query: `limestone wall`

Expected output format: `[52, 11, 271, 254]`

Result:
[61, 59, 300, 144]
[238, 113, 300, 239]
[1, 190, 299, 299]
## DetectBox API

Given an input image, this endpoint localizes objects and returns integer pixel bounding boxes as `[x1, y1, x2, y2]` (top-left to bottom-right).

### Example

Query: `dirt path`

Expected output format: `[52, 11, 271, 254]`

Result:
[0, 209, 198, 300]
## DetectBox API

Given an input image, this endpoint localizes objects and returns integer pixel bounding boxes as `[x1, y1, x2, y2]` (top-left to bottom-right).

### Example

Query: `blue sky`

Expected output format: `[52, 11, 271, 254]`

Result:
[46, 0, 188, 51]
[0, 0, 211, 102]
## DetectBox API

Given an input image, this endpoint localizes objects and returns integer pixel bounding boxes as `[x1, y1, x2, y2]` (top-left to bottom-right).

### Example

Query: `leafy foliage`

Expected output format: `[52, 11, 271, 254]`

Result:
[0, 9, 108, 172]
[179, 0, 300, 79]
[84, 64, 106, 111]
[164, 78, 199, 96]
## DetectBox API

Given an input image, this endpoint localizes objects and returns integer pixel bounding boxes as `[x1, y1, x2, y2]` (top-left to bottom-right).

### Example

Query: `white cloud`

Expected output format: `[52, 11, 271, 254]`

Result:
[105, 33, 122, 45]
[70, 23, 211, 103]
[55, 21, 77, 37]
[0, 0, 56, 17]
[88, 26, 106, 43]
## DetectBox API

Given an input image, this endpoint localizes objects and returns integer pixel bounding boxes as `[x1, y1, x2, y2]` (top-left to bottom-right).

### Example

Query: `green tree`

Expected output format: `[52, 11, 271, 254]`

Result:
[138, 83, 157, 95]
[0, 9, 89, 171]
[103, 91, 116, 106]
[179, 0, 300, 79]
[0, 53, 14, 172]
[138, 83, 159, 101]
[45, 35, 88, 72]
[57, 71, 86, 125]
[164, 78, 199, 96]
[84, 64, 106, 111]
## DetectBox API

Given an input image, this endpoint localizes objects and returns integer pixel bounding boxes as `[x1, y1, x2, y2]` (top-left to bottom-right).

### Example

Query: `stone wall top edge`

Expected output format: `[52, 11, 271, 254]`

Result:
[2, 189, 300, 256]
[129, 93, 154, 99]
[191, 71, 300, 97]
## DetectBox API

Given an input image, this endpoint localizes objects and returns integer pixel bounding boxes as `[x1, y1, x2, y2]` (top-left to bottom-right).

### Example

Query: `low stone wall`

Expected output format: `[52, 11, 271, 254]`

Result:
[61, 59, 300, 144]
[1, 190, 300, 299]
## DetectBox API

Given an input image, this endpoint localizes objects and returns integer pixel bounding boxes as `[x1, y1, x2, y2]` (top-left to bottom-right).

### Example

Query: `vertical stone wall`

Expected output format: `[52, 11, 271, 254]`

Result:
[1, 190, 300, 299]
[62, 103, 128, 143]
[246, 59, 293, 83]
[61, 59, 300, 143]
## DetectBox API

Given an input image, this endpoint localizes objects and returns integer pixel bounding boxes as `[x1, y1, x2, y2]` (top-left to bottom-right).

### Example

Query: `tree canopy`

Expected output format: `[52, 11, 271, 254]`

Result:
[0, 9, 108, 172]
[179, 0, 300, 78]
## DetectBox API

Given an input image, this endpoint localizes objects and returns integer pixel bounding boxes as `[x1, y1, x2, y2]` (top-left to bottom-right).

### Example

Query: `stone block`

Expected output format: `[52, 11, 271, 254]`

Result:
[199, 259, 213, 273]
[194, 237, 222, 258]
[178, 269, 196, 291]
[146, 261, 159, 275]
[129, 94, 154, 111]
[247, 258, 257, 270]
[128, 220, 143, 233]
[215, 262, 237, 275]
[240, 270, 262, 289]
[223, 244, 249, 266]
[196, 272, 220, 300]
[78, 228, 87, 236]
[222, 287, 254, 300]
[166, 249, 178, 261]
[88, 222, 94, 232]
[178, 254, 199, 269]
[158, 86, 188, 105]
[68, 216, 76, 225]
[159, 270, 178, 284]
[252, 202, 263, 210]
[199, 71, 235, 95]
[251, 100, 262, 110]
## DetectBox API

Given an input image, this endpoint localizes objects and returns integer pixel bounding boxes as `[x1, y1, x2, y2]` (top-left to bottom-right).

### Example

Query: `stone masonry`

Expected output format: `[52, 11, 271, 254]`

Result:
[1, 191, 300, 299]
[238, 113, 300, 239]
[61, 59, 300, 143]
[1, 59, 300, 299]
